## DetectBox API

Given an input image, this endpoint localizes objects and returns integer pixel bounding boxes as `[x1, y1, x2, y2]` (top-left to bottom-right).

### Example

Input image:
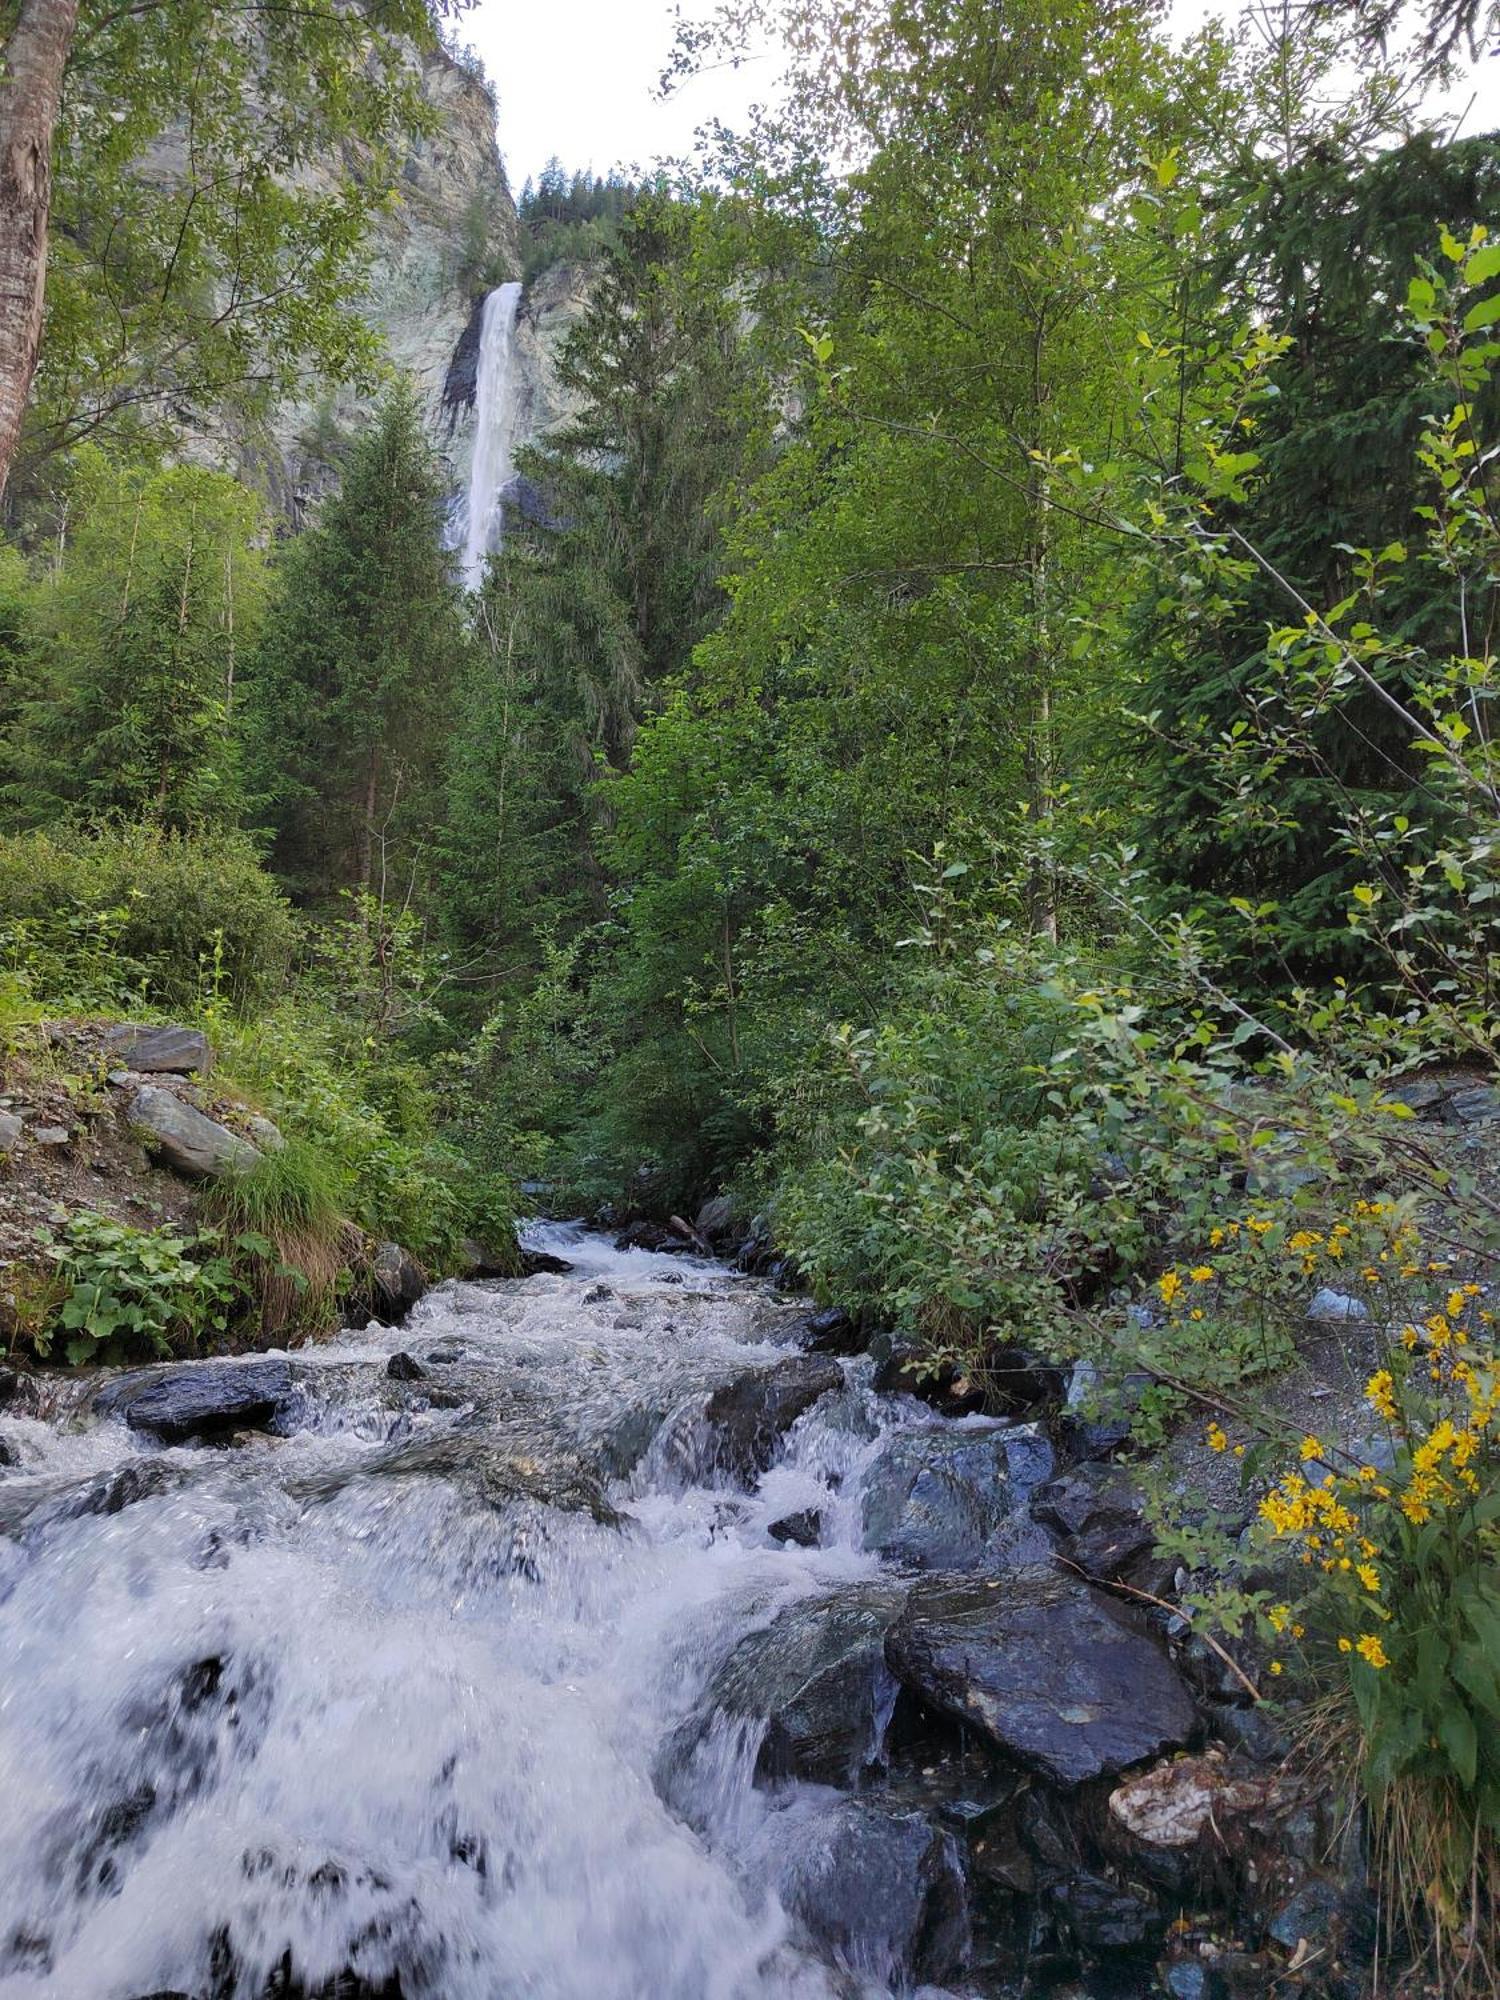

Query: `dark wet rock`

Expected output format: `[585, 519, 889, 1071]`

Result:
[96, 1360, 296, 1444]
[102, 1023, 212, 1075]
[885, 1570, 1199, 1787]
[0, 1365, 19, 1406]
[668, 1583, 909, 1790]
[461, 1236, 519, 1277]
[300, 1429, 622, 1527]
[1267, 1872, 1343, 1950]
[861, 1422, 1055, 1572]
[423, 1344, 469, 1365]
[371, 1242, 425, 1319]
[802, 1304, 863, 1355]
[0, 1437, 14, 1468]
[1032, 1463, 1153, 1584]
[701, 1353, 843, 1482]
[768, 1508, 823, 1547]
[386, 1351, 426, 1382]
[1048, 1870, 1163, 1956]
[128, 1085, 259, 1177]
[694, 1194, 737, 1248]
[614, 1219, 690, 1255]
[582, 1283, 612, 1305]
[873, 1343, 986, 1416]
[518, 1247, 573, 1276]
[775, 1797, 970, 1989]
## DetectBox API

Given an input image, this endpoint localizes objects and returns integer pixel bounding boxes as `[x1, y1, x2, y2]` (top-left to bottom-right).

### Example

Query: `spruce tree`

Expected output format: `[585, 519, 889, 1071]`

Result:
[245, 387, 469, 903]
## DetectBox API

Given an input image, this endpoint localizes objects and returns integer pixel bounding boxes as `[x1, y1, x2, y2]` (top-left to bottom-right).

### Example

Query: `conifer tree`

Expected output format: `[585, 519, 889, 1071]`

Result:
[1, 451, 264, 829]
[245, 387, 468, 902]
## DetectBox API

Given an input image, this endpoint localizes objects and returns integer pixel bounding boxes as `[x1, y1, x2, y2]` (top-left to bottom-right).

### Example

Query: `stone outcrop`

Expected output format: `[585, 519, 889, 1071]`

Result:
[128, 1086, 261, 1179]
[885, 1571, 1199, 1788]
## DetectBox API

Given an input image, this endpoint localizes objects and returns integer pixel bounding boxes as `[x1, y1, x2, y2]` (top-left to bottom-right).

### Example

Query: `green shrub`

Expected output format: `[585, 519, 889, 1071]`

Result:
[0, 822, 296, 1013]
[30, 1210, 239, 1365]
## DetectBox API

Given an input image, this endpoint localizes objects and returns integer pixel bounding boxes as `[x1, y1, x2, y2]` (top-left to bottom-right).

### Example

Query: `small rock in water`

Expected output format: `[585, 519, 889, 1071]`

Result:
[582, 1282, 612, 1304]
[803, 1304, 862, 1355]
[768, 1508, 823, 1547]
[386, 1351, 425, 1382]
[96, 1360, 296, 1444]
[519, 1248, 574, 1276]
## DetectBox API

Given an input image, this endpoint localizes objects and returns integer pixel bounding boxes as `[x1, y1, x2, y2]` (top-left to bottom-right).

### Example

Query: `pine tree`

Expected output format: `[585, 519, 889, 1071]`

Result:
[244, 387, 468, 902]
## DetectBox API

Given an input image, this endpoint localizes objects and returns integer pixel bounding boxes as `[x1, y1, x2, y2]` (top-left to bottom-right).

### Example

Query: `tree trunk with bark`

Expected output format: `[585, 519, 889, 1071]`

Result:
[0, 0, 78, 496]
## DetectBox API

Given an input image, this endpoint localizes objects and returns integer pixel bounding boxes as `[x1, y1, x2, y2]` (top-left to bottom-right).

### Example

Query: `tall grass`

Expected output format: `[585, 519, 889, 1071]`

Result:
[197, 1139, 350, 1340]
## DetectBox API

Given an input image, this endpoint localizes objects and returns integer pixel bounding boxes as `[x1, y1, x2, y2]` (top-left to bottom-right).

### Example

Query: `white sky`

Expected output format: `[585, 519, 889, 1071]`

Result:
[465, 0, 1498, 193]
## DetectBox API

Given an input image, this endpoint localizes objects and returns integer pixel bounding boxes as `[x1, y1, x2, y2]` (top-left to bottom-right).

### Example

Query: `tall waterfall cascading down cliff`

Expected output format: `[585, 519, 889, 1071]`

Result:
[459, 280, 524, 590]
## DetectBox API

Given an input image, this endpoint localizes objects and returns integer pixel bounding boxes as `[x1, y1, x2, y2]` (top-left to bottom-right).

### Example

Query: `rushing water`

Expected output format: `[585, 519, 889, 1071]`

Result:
[0, 1224, 960, 2000]
[458, 280, 524, 591]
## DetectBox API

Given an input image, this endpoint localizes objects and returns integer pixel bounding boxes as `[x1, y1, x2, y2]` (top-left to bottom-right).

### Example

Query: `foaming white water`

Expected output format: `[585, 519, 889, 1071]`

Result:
[0, 1247, 909, 2000]
[458, 279, 524, 591]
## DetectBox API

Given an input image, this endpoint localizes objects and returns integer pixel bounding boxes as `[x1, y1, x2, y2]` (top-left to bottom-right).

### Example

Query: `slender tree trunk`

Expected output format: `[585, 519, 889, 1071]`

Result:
[357, 747, 379, 891]
[0, 0, 79, 495]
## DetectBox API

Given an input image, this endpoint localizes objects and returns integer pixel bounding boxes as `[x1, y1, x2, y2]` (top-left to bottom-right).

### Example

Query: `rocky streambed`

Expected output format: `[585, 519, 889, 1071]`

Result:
[0, 1226, 1364, 1999]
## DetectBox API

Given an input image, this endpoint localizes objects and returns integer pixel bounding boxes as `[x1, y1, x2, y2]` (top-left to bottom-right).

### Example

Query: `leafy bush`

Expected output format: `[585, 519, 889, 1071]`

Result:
[30, 1210, 239, 1364]
[0, 822, 296, 1012]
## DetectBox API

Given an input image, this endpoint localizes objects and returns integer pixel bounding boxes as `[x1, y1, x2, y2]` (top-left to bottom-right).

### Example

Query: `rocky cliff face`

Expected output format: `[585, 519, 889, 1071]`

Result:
[258, 45, 521, 521]
[440, 258, 594, 474]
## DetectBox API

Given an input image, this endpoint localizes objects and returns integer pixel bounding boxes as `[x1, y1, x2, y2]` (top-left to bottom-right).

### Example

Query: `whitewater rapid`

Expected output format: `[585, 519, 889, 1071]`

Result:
[0, 1224, 926, 2000]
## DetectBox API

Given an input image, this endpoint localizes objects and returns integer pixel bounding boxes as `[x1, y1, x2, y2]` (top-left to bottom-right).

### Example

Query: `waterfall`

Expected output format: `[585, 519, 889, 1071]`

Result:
[459, 279, 524, 591]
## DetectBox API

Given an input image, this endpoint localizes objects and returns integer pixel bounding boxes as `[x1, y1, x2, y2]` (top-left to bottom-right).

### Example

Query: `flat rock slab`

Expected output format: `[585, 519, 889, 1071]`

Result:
[702, 1353, 843, 1482]
[861, 1421, 1055, 1572]
[96, 1360, 296, 1443]
[885, 1569, 1199, 1788]
[129, 1085, 259, 1178]
[104, 1024, 213, 1075]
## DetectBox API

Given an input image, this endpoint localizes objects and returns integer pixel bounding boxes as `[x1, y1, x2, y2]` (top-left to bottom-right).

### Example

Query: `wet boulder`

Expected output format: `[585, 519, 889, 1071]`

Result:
[1031, 1463, 1154, 1585]
[385, 1351, 425, 1382]
[886, 1570, 1199, 1788]
[370, 1242, 425, 1320]
[518, 1246, 573, 1277]
[667, 1583, 909, 1791]
[774, 1797, 971, 1990]
[128, 1085, 260, 1178]
[802, 1304, 863, 1356]
[96, 1360, 297, 1444]
[103, 1024, 212, 1075]
[694, 1193, 738, 1249]
[701, 1353, 842, 1482]
[861, 1421, 1056, 1572]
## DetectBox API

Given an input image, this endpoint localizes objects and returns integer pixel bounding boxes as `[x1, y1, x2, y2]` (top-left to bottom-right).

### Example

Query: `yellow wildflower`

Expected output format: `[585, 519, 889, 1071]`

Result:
[1356, 1634, 1389, 1670]
[1356, 1564, 1381, 1593]
[1299, 1435, 1324, 1462]
[1365, 1370, 1397, 1421]
[1157, 1270, 1182, 1306]
[1206, 1423, 1228, 1453]
[1189, 1265, 1215, 1283]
